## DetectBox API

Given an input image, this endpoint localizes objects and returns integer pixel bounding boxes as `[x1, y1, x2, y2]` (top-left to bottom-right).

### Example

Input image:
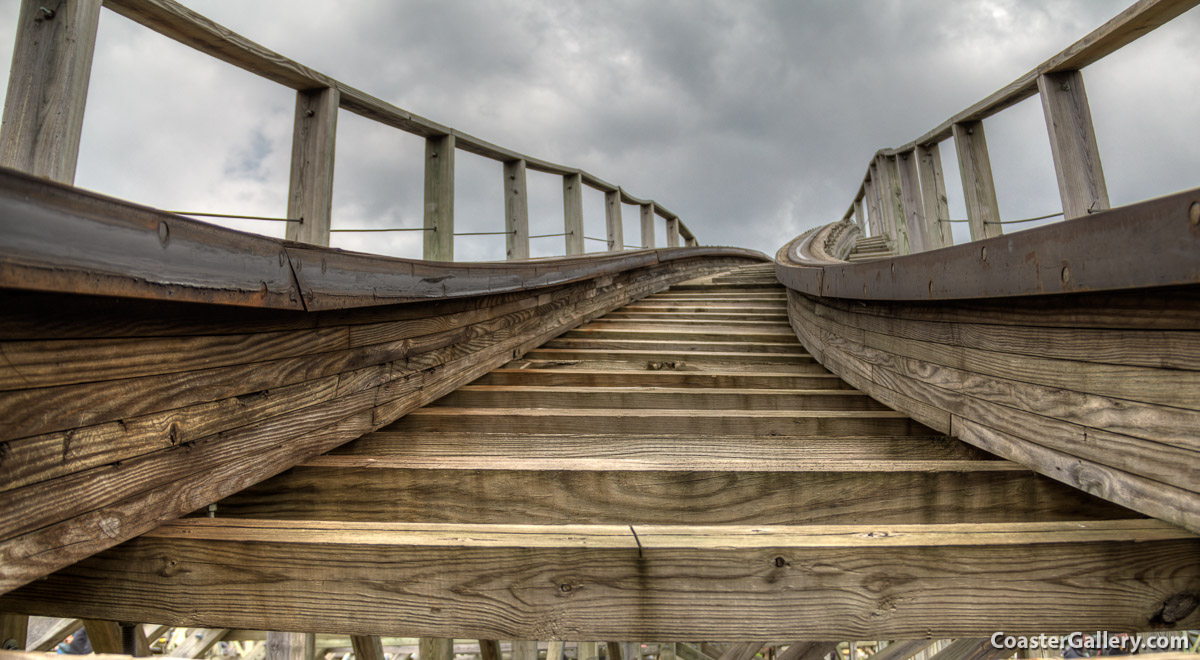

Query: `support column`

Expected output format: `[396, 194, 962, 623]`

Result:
[423, 134, 456, 261]
[421, 638, 454, 660]
[82, 620, 123, 654]
[895, 149, 928, 252]
[853, 197, 865, 232]
[504, 159, 530, 260]
[665, 217, 680, 247]
[639, 203, 655, 248]
[864, 176, 882, 238]
[286, 86, 339, 246]
[916, 142, 953, 249]
[607, 642, 624, 660]
[880, 154, 911, 254]
[1, 613, 28, 651]
[513, 641, 539, 660]
[952, 120, 1003, 240]
[1038, 69, 1109, 220]
[266, 632, 313, 660]
[548, 641, 566, 660]
[351, 636, 385, 660]
[579, 642, 599, 660]
[479, 640, 501, 660]
[0, 0, 102, 183]
[605, 189, 623, 251]
[563, 172, 585, 255]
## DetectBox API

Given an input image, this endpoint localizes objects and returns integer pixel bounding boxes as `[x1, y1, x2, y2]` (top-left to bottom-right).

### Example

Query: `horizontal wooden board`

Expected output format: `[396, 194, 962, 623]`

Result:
[470, 369, 851, 389]
[431, 386, 888, 411]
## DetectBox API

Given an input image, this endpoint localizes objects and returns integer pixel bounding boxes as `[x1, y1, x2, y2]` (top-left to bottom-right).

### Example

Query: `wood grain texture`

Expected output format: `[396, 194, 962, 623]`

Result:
[505, 159, 531, 260]
[1038, 70, 1108, 220]
[564, 173, 585, 256]
[0, 0, 102, 183]
[285, 87, 339, 246]
[950, 121, 1002, 241]
[894, 151, 927, 253]
[423, 134, 455, 261]
[641, 204, 655, 248]
[915, 143, 952, 250]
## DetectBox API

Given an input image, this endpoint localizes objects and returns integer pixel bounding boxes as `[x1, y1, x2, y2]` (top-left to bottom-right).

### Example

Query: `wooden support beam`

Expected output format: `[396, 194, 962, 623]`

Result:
[0, 614, 27, 651]
[267, 632, 314, 660]
[1038, 69, 1109, 220]
[563, 172, 585, 255]
[665, 217, 680, 248]
[605, 190, 623, 251]
[82, 620, 122, 655]
[479, 640, 501, 660]
[351, 636, 385, 660]
[863, 176, 882, 238]
[547, 641, 565, 660]
[504, 159, 531, 260]
[674, 644, 705, 660]
[175, 629, 229, 659]
[421, 638, 453, 660]
[0, 0, 102, 184]
[895, 150, 928, 253]
[866, 640, 938, 660]
[423, 134, 455, 261]
[718, 642, 765, 660]
[578, 642, 599, 660]
[640, 203, 655, 248]
[607, 642, 623, 660]
[853, 198, 865, 233]
[951, 120, 1003, 240]
[775, 643, 838, 660]
[285, 86, 339, 246]
[916, 142, 952, 249]
[879, 155, 911, 254]
[659, 643, 676, 660]
[513, 641, 539, 660]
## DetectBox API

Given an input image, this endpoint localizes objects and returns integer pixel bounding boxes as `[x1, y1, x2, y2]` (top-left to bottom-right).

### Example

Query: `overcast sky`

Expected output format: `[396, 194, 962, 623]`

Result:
[1, 1, 1197, 260]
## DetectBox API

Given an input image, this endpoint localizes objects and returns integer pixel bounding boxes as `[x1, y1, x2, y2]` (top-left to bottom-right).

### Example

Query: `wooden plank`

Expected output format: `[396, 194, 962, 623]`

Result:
[926, 640, 1007, 660]
[640, 204, 655, 248]
[718, 643, 764, 660]
[268, 632, 314, 660]
[513, 640, 538, 660]
[423, 134, 455, 261]
[473, 369, 843, 389]
[82, 620, 122, 654]
[0, 614, 27, 651]
[665, 218, 680, 248]
[432, 386, 883, 411]
[894, 151, 927, 253]
[285, 87, 339, 246]
[607, 643, 623, 660]
[0, 0, 102, 183]
[950, 121, 1002, 241]
[881, 156, 911, 254]
[1037, 70, 1108, 220]
[5, 518, 1197, 638]
[578, 642, 599, 660]
[915, 143, 952, 250]
[776, 643, 838, 660]
[480, 640, 501, 660]
[421, 639, 453, 660]
[605, 190, 623, 252]
[564, 173, 585, 256]
[863, 177, 882, 238]
[547, 641, 565, 660]
[175, 629, 229, 659]
[864, 640, 937, 660]
[505, 160, 531, 260]
[351, 636, 385, 660]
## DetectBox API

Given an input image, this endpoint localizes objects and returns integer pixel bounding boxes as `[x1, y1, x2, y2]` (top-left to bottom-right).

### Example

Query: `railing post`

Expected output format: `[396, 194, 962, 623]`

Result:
[0, 0, 102, 183]
[895, 149, 928, 252]
[266, 632, 314, 660]
[864, 176, 882, 238]
[916, 142, 953, 249]
[952, 120, 1003, 240]
[640, 203, 655, 248]
[853, 196, 865, 232]
[879, 155, 911, 254]
[563, 172, 585, 255]
[1038, 69, 1109, 220]
[665, 216, 680, 247]
[423, 134, 455, 261]
[285, 86, 339, 246]
[504, 158, 530, 260]
[605, 189, 623, 251]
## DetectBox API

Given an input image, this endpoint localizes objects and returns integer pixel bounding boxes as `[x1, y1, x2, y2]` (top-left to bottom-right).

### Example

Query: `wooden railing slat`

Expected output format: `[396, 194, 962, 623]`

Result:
[285, 87, 339, 247]
[1038, 69, 1110, 220]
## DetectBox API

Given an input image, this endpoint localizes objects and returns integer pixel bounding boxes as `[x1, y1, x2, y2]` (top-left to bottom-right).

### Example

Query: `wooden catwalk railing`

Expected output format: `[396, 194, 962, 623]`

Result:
[0, 0, 698, 260]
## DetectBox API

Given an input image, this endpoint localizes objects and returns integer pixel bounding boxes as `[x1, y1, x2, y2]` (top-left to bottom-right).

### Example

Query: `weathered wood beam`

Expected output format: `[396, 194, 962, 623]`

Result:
[423, 134, 455, 261]
[718, 642, 765, 660]
[267, 632, 314, 660]
[665, 218, 680, 248]
[915, 143, 952, 249]
[504, 160, 531, 260]
[0, 0, 102, 184]
[82, 620, 122, 654]
[894, 150, 927, 253]
[1038, 69, 1109, 220]
[513, 640, 539, 660]
[479, 640, 501, 660]
[547, 641, 565, 660]
[640, 204, 655, 248]
[578, 642, 599, 660]
[865, 640, 938, 660]
[285, 86, 339, 247]
[880, 155, 911, 254]
[174, 629, 229, 659]
[421, 638, 453, 660]
[605, 190, 624, 252]
[951, 121, 1002, 240]
[0, 614, 26, 651]
[564, 173, 585, 256]
[6, 518, 1197, 638]
[775, 643, 838, 660]
[863, 176, 882, 238]
[607, 643, 623, 660]
[350, 636, 385, 660]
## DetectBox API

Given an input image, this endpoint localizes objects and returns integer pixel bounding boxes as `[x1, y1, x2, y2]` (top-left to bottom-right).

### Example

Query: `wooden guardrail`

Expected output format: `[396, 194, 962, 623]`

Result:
[834, 0, 1198, 256]
[0, 0, 699, 261]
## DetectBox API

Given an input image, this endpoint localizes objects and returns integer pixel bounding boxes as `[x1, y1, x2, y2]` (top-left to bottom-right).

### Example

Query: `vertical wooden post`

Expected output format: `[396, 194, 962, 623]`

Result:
[423, 134, 456, 261]
[895, 149, 928, 252]
[952, 120, 1003, 240]
[660, 644, 677, 660]
[504, 159, 530, 260]
[513, 640, 539, 660]
[351, 636, 386, 660]
[1, 613, 28, 651]
[607, 642, 624, 660]
[640, 203, 655, 248]
[547, 641, 565, 660]
[285, 86, 339, 246]
[0, 0, 102, 183]
[266, 632, 314, 660]
[605, 189, 624, 251]
[579, 642, 599, 660]
[879, 155, 911, 254]
[916, 142, 952, 249]
[421, 639, 453, 660]
[853, 197, 865, 231]
[480, 640, 502, 660]
[665, 217, 680, 247]
[863, 176, 882, 238]
[1038, 69, 1109, 220]
[685, 236, 698, 247]
[82, 620, 123, 654]
[563, 172, 585, 255]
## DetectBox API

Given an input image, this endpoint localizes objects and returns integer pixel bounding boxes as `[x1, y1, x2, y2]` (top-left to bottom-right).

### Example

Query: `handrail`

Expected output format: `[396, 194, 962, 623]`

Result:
[0, 0, 699, 262]
[831, 0, 1198, 257]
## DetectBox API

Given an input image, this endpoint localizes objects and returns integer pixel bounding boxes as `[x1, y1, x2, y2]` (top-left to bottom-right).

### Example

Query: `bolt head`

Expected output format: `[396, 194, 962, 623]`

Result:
[1190, 201, 1200, 225]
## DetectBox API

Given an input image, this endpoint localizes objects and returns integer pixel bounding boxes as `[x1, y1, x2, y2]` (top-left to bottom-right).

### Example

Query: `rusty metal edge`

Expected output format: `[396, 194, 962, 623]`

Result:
[776, 187, 1200, 300]
[0, 168, 767, 311]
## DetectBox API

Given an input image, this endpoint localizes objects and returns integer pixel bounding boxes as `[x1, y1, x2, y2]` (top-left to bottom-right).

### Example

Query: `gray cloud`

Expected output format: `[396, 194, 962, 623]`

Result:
[0, 0, 1195, 259]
